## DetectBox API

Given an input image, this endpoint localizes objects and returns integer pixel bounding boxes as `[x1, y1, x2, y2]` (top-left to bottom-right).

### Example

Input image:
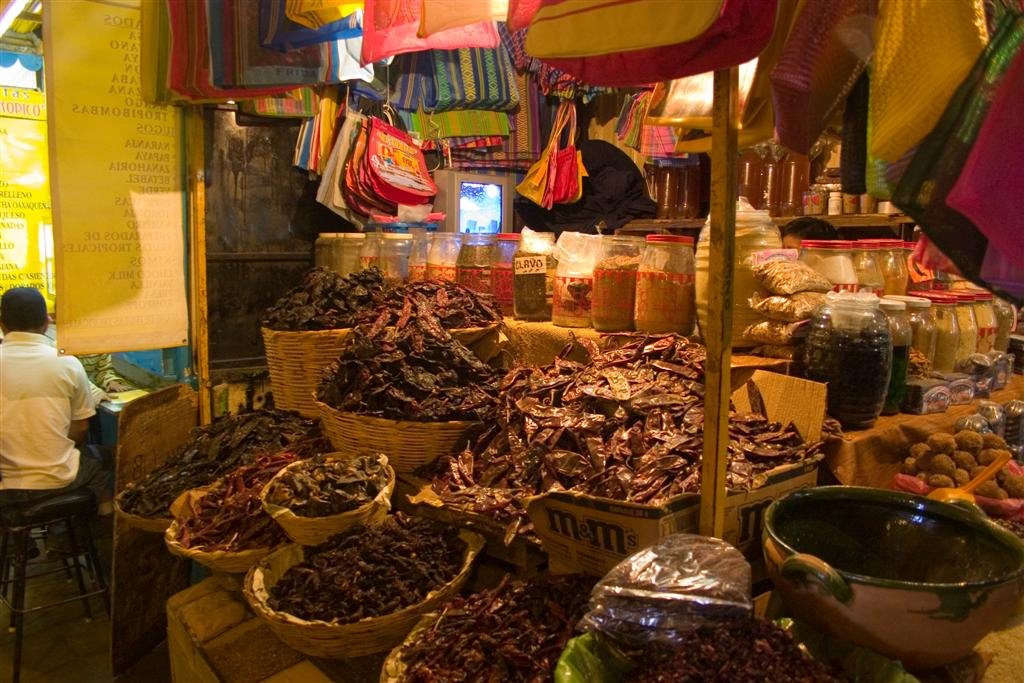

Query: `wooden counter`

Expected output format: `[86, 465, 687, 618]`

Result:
[823, 376, 1024, 489]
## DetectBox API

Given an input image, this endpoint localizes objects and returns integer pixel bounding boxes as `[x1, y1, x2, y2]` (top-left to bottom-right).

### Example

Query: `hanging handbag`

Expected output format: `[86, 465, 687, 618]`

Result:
[516, 100, 568, 206]
[547, 102, 582, 206]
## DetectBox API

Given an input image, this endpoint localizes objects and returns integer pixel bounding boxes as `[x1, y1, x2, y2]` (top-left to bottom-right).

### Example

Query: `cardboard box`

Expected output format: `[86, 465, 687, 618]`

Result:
[525, 371, 827, 576]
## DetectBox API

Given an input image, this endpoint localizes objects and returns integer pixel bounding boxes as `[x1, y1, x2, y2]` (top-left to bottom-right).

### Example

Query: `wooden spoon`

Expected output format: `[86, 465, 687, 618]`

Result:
[927, 449, 1012, 504]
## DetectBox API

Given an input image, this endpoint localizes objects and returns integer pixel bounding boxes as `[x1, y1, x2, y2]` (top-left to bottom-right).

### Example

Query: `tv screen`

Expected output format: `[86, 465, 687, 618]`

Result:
[459, 181, 503, 234]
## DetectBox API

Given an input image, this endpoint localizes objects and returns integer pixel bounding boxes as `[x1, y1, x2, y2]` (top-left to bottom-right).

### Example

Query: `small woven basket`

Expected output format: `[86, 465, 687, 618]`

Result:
[261, 327, 352, 418]
[163, 487, 279, 575]
[313, 400, 478, 473]
[243, 530, 484, 659]
[113, 496, 172, 533]
[379, 612, 436, 682]
[260, 453, 396, 546]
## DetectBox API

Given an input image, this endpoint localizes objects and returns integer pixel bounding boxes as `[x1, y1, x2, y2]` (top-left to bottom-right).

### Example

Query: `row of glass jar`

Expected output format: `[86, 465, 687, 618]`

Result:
[799, 239, 913, 297]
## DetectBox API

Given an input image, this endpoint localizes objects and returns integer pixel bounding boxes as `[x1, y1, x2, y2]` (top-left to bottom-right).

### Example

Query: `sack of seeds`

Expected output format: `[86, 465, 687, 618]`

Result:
[743, 319, 809, 345]
[750, 291, 828, 322]
[752, 260, 832, 295]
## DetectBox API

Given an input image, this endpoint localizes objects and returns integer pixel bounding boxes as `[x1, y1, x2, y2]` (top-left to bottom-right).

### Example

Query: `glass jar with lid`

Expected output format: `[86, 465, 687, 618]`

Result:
[514, 231, 557, 321]
[592, 235, 644, 332]
[408, 227, 435, 281]
[553, 255, 594, 329]
[359, 228, 382, 271]
[315, 233, 338, 271]
[993, 296, 1016, 353]
[491, 234, 520, 312]
[799, 240, 859, 292]
[949, 292, 979, 366]
[919, 293, 961, 373]
[803, 291, 893, 429]
[427, 233, 462, 281]
[696, 198, 781, 345]
[865, 239, 909, 296]
[456, 233, 496, 294]
[334, 233, 365, 277]
[852, 241, 885, 296]
[886, 295, 937, 364]
[635, 235, 696, 334]
[879, 298, 912, 415]
[969, 290, 998, 354]
[379, 233, 413, 283]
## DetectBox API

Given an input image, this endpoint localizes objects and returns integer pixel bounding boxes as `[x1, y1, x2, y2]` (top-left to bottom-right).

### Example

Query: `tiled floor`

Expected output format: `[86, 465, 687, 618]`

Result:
[0, 518, 171, 683]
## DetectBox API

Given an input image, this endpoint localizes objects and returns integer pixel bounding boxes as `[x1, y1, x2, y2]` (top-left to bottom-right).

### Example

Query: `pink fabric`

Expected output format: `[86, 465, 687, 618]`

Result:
[947, 47, 1024, 271]
[912, 236, 963, 277]
[361, 0, 500, 64]
[506, 0, 541, 31]
[535, 0, 776, 87]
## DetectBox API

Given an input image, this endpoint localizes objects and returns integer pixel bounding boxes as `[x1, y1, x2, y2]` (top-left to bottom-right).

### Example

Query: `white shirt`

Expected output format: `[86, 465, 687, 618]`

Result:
[0, 331, 96, 490]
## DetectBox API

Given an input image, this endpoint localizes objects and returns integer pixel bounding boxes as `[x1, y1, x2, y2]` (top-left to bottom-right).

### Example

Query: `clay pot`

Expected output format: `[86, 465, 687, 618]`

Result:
[763, 486, 1024, 671]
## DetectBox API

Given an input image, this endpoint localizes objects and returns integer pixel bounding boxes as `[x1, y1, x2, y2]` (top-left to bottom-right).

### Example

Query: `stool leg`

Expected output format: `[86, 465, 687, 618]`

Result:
[78, 519, 110, 616]
[64, 520, 93, 620]
[11, 529, 29, 683]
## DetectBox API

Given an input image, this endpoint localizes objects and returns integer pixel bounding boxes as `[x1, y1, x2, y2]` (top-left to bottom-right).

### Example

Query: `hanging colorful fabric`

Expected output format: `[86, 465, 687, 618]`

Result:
[870, 0, 988, 164]
[361, 0, 500, 64]
[506, 0, 540, 31]
[141, 0, 172, 105]
[770, 0, 875, 155]
[399, 109, 510, 137]
[227, 0, 323, 87]
[892, 10, 1024, 302]
[241, 88, 319, 117]
[430, 46, 519, 112]
[286, 0, 364, 29]
[526, 0, 723, 58]
[390, 51, 437, 111]
[534, 0, 777, 88]
[419, 0, 507, 37]
[260, 0, 361, 51]
[320, 33, 375, 84]
[365, 117, 437, 205]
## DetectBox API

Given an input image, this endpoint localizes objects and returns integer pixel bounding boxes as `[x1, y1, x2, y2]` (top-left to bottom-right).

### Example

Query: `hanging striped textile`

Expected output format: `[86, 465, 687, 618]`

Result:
[240, 88, 319, 117]
[430, 46, 519, 112]
[399, 109, 511, 138]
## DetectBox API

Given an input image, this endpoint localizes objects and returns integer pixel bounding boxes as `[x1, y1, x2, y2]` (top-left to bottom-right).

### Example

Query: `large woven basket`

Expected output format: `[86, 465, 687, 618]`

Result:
[261, 327, 352, 418]
[163, 487, 279, 575]
[113, 496, 172, 533]
[243, 529, 484, 659]
[379, 612, 438, 682]
[260, 453, 396, 546]
[313, 400, 478, 473]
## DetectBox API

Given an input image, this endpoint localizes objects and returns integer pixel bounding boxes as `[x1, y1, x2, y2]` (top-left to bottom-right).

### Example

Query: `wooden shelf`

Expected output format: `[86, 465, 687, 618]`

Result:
[771, 213, 914, 228]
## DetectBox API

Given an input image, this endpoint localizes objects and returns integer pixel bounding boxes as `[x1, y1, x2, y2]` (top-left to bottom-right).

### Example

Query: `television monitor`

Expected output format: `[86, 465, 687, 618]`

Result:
[432, 169, 514, 234]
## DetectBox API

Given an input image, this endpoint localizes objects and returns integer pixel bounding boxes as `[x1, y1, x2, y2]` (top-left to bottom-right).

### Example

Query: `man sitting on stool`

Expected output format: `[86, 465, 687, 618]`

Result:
[0, 287, 110, 513]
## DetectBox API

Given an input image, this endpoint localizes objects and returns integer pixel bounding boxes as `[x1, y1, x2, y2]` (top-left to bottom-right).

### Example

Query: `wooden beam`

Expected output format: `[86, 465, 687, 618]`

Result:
[185, 107, 212, 425]
[700, 68, 739, 538]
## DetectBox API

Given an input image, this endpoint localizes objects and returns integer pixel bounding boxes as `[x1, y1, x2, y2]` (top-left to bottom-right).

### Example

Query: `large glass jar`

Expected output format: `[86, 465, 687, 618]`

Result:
[491, 234, 519, 312]
[867, 239, 909, 296]
[920, 293, 961, 373]
[592, 235, 644, 332]
[380, 233, 413, 283]
[408, 229, 433, 281]
[315, 233, 337, 271]
[696, 198, 781, 346]
[359, 229, 381, 271]
[887, 295, 937, 364]
[799, 240, 859, 292]
[456, 233, 496, 295]
[553, 256, 594, 328]
[993, 296, 1016, 353]
[852, 242, 885, 296]
[427, 233, 462, 281]
[513, 231, 556, 321]
[950, 292, 979, 367]
[804, 292, 893, 429]
[335, 233, 365, 277]
[879, 298, 912, 415]
[635, 235, 696, 334]
[970, 291, 998, 354]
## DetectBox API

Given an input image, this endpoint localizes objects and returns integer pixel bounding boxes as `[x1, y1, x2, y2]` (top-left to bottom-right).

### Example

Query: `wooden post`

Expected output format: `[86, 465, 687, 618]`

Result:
[699, 68, 739, 538]
[185, 107, 212, 425]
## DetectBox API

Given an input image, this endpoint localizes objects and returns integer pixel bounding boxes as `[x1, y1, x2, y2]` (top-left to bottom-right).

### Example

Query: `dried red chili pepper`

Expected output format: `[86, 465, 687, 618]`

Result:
[262, 267, 386, 331]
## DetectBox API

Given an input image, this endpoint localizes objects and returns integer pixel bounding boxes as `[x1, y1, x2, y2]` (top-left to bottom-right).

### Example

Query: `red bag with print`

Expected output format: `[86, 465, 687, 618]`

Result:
[364, 118, 437, 206]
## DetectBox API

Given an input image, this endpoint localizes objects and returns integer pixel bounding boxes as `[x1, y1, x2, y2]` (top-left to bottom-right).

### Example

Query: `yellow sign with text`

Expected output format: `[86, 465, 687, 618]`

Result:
[0, 87, 55, 310]
[45, 0, 188, 354]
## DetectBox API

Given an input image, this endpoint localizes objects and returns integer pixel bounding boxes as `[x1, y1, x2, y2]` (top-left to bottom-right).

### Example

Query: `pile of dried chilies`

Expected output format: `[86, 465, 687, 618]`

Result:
[175, 450, 301, 552]
[117, 410, 325, 518]
[356, 280, 502, 329]
[262, 267, 385, 331]
[264, 454, 390, 517]
[395, 574, 594, 682]
[317, 306, 502, 422]
[268, 514, 466, 623]
[427, 335, 823, 539]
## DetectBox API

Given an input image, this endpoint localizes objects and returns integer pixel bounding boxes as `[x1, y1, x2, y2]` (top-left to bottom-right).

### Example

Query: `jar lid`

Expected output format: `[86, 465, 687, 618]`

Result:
[826, 290, 881, 307]
[646, 234, 694, 245]
[901, 241, 917, 250]
[497, 233, 521, 240]
[341, 233, 366, 240]
[801, 239, 856, 249]
[879, 298, 907, 311]
[963, 289, 993, 301]
[853, 240, 882, 250]
[382, 232, 413, 240]
[918, 292, 957, 304]
[885, 295, 931, 308]
[860, 238, 902, 248]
